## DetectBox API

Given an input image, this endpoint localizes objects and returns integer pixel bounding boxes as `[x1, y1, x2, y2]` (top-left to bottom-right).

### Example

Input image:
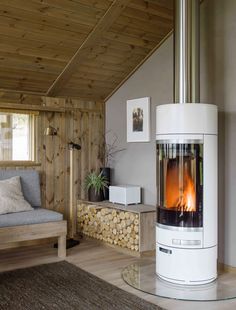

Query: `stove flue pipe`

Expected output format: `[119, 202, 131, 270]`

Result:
[174, 0, 200, 103]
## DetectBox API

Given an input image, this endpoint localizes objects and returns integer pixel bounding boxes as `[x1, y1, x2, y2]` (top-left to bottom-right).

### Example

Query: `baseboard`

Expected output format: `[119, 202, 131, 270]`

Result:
[218, 262, 236, 273]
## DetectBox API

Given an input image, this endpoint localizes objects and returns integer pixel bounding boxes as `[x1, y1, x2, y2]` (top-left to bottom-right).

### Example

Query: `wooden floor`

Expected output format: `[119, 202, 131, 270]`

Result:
[1, 238, 236, 310]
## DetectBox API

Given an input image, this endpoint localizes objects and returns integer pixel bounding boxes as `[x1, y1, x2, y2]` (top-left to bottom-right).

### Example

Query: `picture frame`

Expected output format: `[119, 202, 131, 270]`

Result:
[127, 97, 150, 142]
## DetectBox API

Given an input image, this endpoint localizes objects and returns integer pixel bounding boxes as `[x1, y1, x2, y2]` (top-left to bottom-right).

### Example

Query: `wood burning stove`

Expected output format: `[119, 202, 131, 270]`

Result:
[155, 104, 218, 285]
[155, 0, 218, 285]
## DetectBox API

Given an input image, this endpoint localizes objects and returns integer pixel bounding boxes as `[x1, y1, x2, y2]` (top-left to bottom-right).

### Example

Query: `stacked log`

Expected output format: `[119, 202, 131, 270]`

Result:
[77, 203, 140, 251]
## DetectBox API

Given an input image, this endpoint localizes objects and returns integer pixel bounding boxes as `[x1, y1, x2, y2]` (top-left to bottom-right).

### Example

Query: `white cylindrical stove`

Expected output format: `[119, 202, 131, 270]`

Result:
[156, 103, 218, 285]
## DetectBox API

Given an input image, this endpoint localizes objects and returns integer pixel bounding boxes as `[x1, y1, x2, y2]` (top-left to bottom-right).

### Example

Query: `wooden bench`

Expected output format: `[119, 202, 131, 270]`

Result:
[77, 200, 156, 253]
[0, 221, 67, 258]
[0, 170, 67, 258]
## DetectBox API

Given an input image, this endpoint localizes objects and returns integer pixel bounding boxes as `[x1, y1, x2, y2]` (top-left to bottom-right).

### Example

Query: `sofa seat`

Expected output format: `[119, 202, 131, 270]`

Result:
[0, 208, 63, 228]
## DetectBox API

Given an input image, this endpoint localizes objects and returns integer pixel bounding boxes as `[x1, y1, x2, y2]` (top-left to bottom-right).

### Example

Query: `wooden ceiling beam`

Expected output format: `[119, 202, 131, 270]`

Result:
[46, 0, 131, 97]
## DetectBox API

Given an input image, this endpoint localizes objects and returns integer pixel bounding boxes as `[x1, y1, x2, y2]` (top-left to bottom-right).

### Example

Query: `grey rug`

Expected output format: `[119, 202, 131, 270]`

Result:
[0, 261, 163, 310]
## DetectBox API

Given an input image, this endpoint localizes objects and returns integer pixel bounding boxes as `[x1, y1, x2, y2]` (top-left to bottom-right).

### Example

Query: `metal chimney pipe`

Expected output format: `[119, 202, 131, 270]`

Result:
[174, 0, 200, 103]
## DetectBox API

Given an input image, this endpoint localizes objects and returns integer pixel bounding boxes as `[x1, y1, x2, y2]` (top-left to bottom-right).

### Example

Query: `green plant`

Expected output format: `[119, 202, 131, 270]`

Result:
[84, 171, 109, 195]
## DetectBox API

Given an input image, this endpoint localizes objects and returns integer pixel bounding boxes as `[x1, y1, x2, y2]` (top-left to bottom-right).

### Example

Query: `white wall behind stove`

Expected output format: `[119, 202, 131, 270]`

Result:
[106, 0, 236, 267]
[106, 36, 173, 206]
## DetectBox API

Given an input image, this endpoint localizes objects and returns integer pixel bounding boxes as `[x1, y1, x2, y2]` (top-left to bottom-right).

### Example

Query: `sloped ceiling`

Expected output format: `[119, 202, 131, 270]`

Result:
[0, 0, 173, 100]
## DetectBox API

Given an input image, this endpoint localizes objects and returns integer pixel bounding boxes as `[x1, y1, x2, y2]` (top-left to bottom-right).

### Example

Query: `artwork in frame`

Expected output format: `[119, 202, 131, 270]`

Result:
[127, 97, 150, 142]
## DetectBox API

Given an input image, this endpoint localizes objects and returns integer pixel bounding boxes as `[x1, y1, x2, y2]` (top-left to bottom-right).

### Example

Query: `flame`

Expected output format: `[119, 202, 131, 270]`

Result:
[183, 174, 196, 211]
[166, 161, 196, 212]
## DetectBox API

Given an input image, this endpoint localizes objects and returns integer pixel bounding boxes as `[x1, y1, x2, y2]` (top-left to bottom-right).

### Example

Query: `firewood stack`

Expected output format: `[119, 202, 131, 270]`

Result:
[77, 203, 140, 251]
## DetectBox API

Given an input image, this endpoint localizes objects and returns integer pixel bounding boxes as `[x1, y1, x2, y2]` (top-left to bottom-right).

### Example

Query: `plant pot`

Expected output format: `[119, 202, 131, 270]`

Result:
[100, 167, 111, 200]
[88, 187, 103, 202]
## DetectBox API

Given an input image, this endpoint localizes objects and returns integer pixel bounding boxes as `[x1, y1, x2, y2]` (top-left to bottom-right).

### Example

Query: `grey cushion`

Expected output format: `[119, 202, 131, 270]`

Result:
[0, 176, 33, 215]
[0, 208, 63, 228]
[0, 170, 41, 207]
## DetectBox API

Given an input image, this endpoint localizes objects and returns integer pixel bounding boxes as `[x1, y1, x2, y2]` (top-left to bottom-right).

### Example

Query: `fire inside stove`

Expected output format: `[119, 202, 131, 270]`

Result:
[166, 160, 196, 212]
[157, 142, 203, 227]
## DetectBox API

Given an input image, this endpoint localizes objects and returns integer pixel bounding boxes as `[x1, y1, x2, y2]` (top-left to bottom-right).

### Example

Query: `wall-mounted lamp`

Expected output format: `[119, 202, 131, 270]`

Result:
[44, 126, 58, 136]
[68, 141, 81, 150]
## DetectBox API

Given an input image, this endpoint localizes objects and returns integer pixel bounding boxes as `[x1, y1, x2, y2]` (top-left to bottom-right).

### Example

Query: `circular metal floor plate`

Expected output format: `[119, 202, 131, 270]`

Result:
[122, 262, 236, 301]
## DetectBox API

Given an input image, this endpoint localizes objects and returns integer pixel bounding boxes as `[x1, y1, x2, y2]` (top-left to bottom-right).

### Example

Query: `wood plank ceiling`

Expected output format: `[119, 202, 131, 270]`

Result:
[0, 0, 174, 101]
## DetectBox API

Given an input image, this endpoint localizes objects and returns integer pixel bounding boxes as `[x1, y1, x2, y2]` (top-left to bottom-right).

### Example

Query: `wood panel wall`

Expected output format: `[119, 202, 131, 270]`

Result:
[0, 92, 105, 220]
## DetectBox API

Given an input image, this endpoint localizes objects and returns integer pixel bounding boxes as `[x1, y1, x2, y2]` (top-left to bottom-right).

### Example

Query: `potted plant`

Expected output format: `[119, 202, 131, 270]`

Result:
[85, 171, 109, 202]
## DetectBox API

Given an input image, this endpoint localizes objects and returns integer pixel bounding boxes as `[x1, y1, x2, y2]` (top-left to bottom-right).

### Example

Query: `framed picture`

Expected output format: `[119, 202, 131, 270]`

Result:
[127, 97, 150, 142]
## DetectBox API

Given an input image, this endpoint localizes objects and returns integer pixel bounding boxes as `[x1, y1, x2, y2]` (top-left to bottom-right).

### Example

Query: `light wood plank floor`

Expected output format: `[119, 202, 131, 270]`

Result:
[1, 238, 236, 310]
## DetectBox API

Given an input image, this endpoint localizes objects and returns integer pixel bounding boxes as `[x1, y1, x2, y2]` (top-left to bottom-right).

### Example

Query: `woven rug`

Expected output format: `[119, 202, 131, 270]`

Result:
[0, 261, 163, 310]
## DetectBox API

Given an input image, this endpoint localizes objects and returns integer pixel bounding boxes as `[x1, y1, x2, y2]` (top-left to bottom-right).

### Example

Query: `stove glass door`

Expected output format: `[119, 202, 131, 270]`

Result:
[157, 142, 203, 228]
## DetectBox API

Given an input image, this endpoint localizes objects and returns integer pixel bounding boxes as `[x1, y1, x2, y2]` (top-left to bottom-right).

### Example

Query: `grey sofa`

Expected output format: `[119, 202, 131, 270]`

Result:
[0, 170, 67, 257]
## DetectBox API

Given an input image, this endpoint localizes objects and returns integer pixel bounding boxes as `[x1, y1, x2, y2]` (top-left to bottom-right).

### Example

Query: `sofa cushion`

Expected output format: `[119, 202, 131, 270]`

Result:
[0, 176, 33, 215]
[0, 170, 41, 208]
[0, 208, 63, 228]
